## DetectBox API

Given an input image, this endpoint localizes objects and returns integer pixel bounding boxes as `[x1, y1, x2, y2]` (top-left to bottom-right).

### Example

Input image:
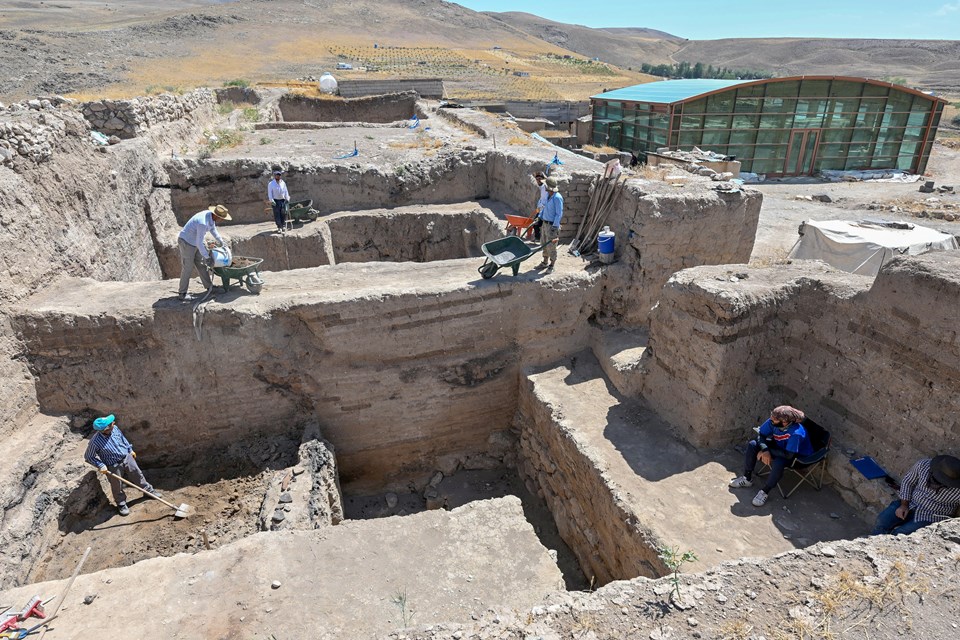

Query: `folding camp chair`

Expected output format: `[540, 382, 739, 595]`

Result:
[758, 418, 831, 498]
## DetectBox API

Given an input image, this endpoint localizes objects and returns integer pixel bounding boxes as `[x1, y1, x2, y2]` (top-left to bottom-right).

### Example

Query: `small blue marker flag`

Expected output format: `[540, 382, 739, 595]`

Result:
[334, 142, 359, 159]
[550, 152, 564, 166]
[408, 115, 420, 129]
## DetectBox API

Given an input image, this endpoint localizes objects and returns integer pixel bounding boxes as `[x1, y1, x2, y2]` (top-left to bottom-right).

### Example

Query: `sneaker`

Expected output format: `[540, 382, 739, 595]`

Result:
[536, 261, 549, 269]
[179, 293, 196, 302]
[118, 503, 130, 516]
[729, 475, 752, 488]
[752, 490, 769, 507]
[546, 263, 555, 271]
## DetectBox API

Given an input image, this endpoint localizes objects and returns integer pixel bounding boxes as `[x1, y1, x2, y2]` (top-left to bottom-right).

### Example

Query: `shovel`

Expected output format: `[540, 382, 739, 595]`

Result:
[89, 464, 191, 518]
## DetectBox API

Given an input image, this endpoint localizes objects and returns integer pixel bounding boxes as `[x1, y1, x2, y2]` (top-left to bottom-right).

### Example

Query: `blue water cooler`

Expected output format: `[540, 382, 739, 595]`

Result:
[598, 226, 615, 264]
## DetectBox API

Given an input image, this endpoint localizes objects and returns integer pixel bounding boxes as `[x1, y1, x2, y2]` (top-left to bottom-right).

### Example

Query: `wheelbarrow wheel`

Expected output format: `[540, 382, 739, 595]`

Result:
[479, 261, 498, 280]
[246, 272, 264, 294]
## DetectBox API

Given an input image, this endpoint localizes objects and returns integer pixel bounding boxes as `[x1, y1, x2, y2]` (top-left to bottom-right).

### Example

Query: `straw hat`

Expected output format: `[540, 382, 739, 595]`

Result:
[209, 204, 232, 220]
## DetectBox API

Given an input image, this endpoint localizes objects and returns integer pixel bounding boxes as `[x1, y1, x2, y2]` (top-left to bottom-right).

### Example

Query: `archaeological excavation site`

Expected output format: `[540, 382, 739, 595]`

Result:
[2, 86, 959, 640]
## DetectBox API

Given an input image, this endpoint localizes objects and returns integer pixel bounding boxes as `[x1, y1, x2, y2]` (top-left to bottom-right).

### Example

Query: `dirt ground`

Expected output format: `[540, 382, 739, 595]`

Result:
[750, 141, 960, 260]
[31, 434, 301, 582]
[344, 467, 589, 590]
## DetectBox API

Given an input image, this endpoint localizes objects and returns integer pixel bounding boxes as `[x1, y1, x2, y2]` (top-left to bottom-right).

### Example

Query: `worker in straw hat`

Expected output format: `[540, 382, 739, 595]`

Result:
[84, 414, 159, 517]
[536, 176, 563, 270]
[177, 204, 231, 301]
[871, 454, 960, 536]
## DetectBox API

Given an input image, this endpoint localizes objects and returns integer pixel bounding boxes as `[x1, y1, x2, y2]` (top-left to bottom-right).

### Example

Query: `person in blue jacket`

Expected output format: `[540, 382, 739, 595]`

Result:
[729, 405, 813, 507]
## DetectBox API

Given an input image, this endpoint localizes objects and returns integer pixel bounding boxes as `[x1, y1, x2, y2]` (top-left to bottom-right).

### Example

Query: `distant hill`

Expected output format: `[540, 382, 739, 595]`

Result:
[487, 12, 960, 93]
[1, 0, 957, 101]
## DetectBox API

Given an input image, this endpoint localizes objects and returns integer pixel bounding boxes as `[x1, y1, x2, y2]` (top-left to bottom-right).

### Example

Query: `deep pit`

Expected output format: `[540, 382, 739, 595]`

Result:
[3, 87, 958, 640]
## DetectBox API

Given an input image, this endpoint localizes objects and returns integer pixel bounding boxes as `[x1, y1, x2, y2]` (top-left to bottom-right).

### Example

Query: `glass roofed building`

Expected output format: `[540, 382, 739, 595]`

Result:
[590, 77, 947, 176]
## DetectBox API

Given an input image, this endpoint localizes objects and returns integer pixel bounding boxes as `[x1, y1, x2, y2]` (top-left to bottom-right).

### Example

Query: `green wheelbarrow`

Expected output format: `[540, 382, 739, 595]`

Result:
[212, 256, 265, 294]
[288, 199, 319, 222]
[477, 236, 547, 279]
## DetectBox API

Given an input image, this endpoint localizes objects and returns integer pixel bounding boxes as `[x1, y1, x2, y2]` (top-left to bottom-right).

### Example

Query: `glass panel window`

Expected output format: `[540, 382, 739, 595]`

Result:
[706, 92, 735, 113]
[682, 99, 705, 114]
[701, 129, 730, 146]
[594, 102, 607, 119]
[679, 131, 701, 147]
[830, 81, 864, 97]
[799, 80, 830, 96]
[896, 155, 915, 170]
[734, 97, 761, 113]
[759, 113, 793, 129]
[886, 90, 913, 112]
[680, 115, 704, 129]
[862, 84, 889, 97]
[765, 81, 800, 97]
[732, 114, 759, 129]
[757, 129, 790, 144]
[704, 114, 732, 129]
[730, 129, 756, 145]
[822, 127, 853, 144]
[752, 144, 784, 160]
[906, 111, 929, 127]
[751, 158, 785, 174]
[737, 84, 766, 98]
[607, 101, 622, 119]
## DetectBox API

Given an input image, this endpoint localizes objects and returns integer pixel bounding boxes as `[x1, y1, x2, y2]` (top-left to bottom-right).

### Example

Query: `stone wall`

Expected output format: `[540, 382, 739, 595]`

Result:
[278, 92, 419, 123]
[503, 100, 591, 124]
[80, 89, 217, 139]
[639, 255, 960, 515]
[0, 97, 79, 165]
[516, 375, 667, 585]
[12, 263, 603, 493]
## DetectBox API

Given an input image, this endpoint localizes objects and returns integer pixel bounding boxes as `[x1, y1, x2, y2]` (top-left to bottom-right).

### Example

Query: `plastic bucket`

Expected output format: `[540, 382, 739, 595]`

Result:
[598, 229, 615, 255]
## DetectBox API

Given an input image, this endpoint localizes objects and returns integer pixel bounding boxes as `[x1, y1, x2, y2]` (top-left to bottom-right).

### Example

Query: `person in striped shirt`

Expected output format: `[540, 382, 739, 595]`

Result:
[84, 414, 159, 517]
[871, 455, 960, 536]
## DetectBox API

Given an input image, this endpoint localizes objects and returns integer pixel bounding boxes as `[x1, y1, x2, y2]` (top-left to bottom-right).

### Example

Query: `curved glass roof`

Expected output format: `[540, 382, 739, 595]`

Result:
[591, 79, 748, 104]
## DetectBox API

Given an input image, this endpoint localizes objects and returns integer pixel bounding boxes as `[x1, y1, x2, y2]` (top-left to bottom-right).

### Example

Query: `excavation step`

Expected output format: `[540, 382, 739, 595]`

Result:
[13, 259, 601, 494]
[590, 326, 649, 397]
[0, 496, 563, 639]
[517, 352, 866, 585]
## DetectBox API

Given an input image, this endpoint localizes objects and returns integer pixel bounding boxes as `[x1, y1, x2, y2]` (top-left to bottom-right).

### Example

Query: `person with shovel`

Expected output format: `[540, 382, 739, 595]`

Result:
[536, 176, 563, 270]
[84, 414, 159, 516]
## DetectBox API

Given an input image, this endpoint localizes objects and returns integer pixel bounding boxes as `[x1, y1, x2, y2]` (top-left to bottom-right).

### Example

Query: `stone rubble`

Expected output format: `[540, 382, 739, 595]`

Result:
[79, 89, 217, 139]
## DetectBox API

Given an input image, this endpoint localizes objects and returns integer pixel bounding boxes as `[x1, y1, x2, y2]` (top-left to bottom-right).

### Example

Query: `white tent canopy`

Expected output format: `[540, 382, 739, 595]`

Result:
[788, 219, 959, 276]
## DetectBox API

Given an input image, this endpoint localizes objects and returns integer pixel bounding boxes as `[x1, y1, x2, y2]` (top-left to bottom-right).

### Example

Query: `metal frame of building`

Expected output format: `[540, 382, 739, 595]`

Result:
[590, 76, 948, 176]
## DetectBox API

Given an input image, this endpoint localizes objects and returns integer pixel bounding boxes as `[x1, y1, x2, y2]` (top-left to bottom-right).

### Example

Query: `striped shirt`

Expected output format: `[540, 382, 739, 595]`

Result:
[84, 426, 134, 469]
[900, 458, 960, 524]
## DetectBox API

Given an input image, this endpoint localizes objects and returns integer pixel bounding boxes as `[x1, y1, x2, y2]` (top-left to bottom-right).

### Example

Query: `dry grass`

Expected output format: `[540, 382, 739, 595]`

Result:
[771, 563, 930, 640]
[507, 136, 532, 146]
[717, 619, 754, 640]
[388, 133, 444, 150]
[636, 164, 671, 181]
[749, 247, 792, 267]
[583, 144, 618, 154]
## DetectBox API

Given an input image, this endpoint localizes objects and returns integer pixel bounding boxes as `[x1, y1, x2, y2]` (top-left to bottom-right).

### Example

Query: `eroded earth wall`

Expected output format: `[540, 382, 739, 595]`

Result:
[640, 255, 960, 515]
[278, 92, 420, 123]
[0, 104, 219, 437]
[13, 263, 603, 492]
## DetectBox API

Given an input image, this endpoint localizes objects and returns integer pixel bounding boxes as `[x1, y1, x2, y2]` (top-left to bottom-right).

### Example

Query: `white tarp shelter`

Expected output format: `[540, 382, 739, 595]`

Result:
[788, 219, 959, 276]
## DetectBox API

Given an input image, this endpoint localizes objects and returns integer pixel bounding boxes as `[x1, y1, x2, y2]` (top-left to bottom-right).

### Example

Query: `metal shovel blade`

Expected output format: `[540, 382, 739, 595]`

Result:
[174, 504, 191, 519]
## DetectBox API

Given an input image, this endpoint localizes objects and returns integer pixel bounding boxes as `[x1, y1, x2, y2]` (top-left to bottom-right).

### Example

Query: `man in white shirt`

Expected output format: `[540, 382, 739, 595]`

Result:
[177, 204, 230, 301]
[267, 169, 290, 233]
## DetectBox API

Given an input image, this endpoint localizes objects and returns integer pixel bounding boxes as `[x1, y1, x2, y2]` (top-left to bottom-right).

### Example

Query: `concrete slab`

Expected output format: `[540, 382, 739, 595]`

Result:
[0, 497, 563, 640]
[523, 353, 868, 577]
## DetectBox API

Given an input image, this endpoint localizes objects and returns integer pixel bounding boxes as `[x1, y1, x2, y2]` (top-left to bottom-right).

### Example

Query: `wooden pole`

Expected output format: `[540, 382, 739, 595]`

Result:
[36, 546, 91, 640]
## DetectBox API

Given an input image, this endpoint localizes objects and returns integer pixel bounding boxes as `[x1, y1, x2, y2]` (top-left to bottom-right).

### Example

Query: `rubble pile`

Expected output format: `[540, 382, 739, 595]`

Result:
[653, 146, 736, 181]
[0, 97, 87, 166]
[80, 89, 216, 139]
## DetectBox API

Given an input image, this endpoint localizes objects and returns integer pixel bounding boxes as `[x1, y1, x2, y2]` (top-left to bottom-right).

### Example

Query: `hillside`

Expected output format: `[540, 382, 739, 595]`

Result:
[487, 12, 960, 92]
[0, 0, 650, 101]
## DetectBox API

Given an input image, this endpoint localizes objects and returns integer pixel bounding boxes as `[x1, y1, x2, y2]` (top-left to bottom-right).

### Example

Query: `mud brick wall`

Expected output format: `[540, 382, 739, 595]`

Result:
[338, 79, 445, 99]
[278, 92, 419, 123]
[13, 264, 603, 493]
[639, 255, 960, 515]
[598, 184, 762, 324]
[517, 375, 667, 585]
[164, 151, 490, 223]
[485, 151, 593, 241]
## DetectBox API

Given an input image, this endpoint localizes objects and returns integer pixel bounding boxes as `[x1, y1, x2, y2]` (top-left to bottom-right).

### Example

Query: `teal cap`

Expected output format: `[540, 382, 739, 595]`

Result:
[93, 414, 115, 431]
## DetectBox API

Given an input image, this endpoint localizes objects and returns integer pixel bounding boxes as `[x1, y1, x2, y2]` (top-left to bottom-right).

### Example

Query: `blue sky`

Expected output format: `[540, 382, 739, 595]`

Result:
[454, 1, 960, 40]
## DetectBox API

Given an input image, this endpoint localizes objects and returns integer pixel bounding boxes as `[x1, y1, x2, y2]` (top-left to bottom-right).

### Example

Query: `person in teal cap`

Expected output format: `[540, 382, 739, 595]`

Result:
[84, 414, 159, 516]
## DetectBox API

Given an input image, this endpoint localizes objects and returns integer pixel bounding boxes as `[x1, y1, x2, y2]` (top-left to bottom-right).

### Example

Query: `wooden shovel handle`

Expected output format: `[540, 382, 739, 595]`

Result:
[87, 463, 180, 511]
